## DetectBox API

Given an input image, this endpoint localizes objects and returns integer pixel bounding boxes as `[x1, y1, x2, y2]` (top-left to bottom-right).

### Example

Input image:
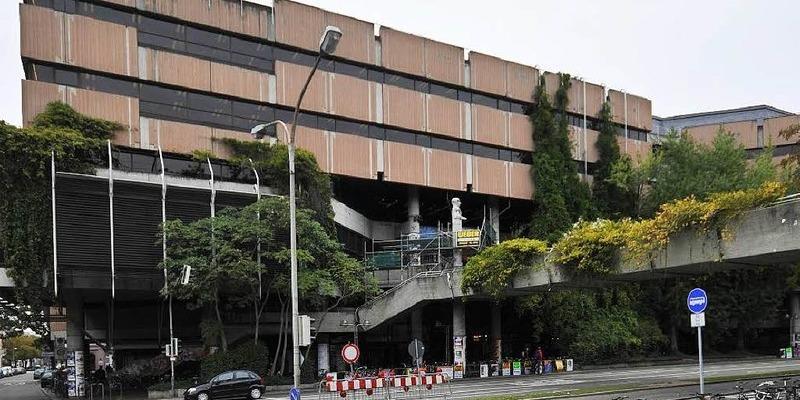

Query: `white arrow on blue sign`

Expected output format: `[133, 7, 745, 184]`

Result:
[289, 387, 301, 400]
[687, 288, 708, 314]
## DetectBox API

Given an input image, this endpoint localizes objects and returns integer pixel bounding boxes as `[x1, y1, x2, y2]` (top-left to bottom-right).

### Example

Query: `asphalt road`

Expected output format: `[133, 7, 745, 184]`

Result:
[0, 372, 48, 400]
[261, 358, 800, 400]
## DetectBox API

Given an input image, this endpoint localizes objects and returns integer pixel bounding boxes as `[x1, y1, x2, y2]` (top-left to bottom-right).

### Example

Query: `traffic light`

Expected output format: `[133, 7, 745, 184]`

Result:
[298, 315, 316, 346]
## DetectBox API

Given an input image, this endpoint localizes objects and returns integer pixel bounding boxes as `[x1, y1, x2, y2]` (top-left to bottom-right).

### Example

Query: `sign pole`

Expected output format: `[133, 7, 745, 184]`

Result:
[698, 325, 704, 394]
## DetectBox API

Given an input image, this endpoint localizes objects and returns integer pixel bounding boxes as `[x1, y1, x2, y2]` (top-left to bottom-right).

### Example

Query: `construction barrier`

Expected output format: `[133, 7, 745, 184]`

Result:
[317, 373, 451, 400]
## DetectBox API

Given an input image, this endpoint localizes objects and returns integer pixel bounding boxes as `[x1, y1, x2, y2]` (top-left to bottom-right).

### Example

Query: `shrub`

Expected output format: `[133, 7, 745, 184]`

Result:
[200, 342, 270, 381]
[461, 238, 548, 298]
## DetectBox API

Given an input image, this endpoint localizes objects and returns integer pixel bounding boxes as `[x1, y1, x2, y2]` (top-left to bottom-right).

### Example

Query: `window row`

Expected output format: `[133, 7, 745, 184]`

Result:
[35, 0, 648, 141]
[32, 64, 535, 165]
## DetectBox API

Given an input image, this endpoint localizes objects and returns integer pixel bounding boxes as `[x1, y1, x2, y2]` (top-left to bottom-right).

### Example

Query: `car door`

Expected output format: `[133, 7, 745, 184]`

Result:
[210, 372, 236, 399]
[233, 371, 255, 398]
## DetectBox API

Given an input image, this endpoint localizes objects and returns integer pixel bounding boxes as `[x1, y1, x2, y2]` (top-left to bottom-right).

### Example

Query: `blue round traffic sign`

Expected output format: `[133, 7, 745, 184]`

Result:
[687, 288, 708, 314]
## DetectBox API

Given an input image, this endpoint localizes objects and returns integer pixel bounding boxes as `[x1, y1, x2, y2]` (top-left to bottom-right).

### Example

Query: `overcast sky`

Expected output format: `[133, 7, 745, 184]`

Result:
[2, 0, 798, 126]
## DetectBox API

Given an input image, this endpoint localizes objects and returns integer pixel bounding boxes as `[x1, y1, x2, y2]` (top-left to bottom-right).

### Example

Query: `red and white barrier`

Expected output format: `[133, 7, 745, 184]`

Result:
[325, 378, 385, 392]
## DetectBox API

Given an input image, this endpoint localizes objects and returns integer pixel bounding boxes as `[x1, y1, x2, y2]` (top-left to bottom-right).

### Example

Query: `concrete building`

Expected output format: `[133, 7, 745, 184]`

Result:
[16, 0, 658, 378]
[652, 105, 799, 161]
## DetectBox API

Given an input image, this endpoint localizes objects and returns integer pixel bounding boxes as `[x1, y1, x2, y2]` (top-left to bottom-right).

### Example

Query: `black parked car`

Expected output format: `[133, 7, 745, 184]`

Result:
[184, 370, 265, 400]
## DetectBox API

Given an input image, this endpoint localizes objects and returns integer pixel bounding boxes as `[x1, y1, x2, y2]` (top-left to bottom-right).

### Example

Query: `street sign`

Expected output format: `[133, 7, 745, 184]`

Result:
[289, 387, 300, 400]
[407, 339, 426, 362]
[341, 343, 360, 364]
[687, 288, 707, 395]
[687, 288, 708, 314]
[690, 312, 706, 327]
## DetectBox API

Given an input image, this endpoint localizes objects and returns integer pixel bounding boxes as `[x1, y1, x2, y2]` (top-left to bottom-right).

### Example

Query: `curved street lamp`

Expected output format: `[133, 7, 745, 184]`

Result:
[250, 25, 342, 390]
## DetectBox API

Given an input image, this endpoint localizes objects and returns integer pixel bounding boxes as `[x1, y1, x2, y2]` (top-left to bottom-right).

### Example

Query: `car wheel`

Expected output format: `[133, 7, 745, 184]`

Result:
[198, 392, 211, 400]
[250, 388, 262, 399]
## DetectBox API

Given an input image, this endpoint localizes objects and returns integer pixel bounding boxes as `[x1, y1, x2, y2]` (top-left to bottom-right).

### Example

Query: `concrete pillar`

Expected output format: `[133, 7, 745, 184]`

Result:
[407, 187, 421, 238]
[488, 198, 500, 244]
[452, 198, 465, 268]
[791, 292, 800, 347]
[491, 303, 502, 362]
[411, 307, 424, 341]
[452, 300, 466, 378]
[66, 294, 84, 351]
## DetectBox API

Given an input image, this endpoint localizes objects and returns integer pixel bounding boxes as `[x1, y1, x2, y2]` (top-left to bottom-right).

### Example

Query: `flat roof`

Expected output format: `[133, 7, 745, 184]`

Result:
[653, 104, 794, 121]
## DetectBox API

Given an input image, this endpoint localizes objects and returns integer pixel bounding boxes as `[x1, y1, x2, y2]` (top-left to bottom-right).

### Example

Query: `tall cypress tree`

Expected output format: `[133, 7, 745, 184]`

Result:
[528, 73, 594, 242]
[592, 101, 634, 217]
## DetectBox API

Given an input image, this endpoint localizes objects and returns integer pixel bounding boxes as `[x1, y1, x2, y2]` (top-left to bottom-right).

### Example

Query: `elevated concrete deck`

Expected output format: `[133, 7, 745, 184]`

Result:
[317, 198, 800, 333]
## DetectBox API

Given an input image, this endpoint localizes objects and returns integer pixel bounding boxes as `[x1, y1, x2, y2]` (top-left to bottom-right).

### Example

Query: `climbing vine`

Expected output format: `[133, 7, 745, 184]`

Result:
[592, 101, 634, 218]
[461, 238, 548, 298]
[0, 102, 120, 319]
[551, 181, 787, 274]
[528, 73, 594, 242]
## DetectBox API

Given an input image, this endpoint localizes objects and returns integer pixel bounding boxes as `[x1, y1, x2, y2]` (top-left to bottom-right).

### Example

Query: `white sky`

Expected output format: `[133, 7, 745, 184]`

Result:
[1, 0, 798, 126]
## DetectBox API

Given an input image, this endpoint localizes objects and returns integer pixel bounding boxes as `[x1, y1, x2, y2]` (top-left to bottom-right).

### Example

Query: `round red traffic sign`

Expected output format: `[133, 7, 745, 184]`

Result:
[341, 343, 360, 364]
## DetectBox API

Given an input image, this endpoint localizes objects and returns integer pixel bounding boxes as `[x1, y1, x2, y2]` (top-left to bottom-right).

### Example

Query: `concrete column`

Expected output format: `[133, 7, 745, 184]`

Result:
[491, 303, 502, 362]
[452, 198, 466, 268]
[66, 294, 84, 351]
[407, 187, 420, 238]
[791, 292, 800, 347]
[488, 198, 500, 244]
[452, 300, 466, 378]
[411, 307, 424, 341]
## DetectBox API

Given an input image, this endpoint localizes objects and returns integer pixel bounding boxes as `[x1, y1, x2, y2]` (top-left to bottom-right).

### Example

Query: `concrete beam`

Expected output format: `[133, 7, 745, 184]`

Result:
[349, 199, 800, 333]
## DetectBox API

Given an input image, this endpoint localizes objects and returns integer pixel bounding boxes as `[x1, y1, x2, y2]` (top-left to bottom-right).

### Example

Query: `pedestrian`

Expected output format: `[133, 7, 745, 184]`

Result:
[534, 347, 544, 375]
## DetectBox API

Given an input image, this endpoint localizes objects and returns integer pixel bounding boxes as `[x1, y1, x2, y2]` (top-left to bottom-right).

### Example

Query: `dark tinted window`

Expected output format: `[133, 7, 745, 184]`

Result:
[214, 372, 234, 382]
[32, 65, 55, 83]
[318, 117, 336, 131]
[385, 73, 414, 90]
[273, 48, 316, 67]
[141, 84, 186, 106]
[231, 101, 262, 119]
[186, 109, 231, 127]
[77, 3, 135, 26]
[138, 32, 186, 52]
[138, 16, 183, 40]
[368, 126, 385, 139]
[334, 62, 367, 79]
[367, 70, 385, 83]
[337, 121, 368, 137]
[54, 69, 79, 87]
[416, 135, 431, 147]
[186, 26, 229, 49]
[187, 93, 230, 114]
[186, 43, 230, 63]
[473, 144, 499, 159]
[498, 100, 510, 112]
[472, 93, 497, 108]
[512, 151, 532, 164]
[230, 53, 274, 72]
[431, 137, 459, 152]
[458, 142, 473, 154]
[84, 74, 139, 98]
[296, 113, 318, 129]
[414, 80, 430, 93]
[232, 117, 261, 131]
[498, 149, 512, 161]
[231, 38, 273, 59]
[430, 84, 457, 100]
[385, 129, 415, 145]
[319, 59, 335, 72]
[274, 109, 294, 125]
[457, 90, 471, 103]
[140, 102, 190, 121]
[510, 103, 526, 114]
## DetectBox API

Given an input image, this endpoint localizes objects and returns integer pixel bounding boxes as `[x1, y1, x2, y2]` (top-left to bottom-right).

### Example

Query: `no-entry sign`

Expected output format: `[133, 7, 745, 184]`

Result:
[341, 343, 360, 364]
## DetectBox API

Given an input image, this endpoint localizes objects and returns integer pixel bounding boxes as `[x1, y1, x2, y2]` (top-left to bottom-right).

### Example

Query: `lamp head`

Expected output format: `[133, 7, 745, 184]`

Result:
[319, 26, 342, 56]
[250, 123, 277, 140]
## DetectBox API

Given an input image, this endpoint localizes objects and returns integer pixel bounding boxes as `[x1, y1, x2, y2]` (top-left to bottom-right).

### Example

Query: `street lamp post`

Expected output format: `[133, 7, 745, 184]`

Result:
[12, 347, 17, 367]
[250, 26, 342, 390]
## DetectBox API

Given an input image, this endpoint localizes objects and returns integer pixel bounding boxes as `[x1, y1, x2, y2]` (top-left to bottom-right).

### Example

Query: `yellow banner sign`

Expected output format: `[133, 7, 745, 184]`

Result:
[456, 229, 481, 247]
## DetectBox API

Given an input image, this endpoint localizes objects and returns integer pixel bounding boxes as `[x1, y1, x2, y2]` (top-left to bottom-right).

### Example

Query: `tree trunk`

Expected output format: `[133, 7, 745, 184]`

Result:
[279, 305, 290, 375]
[214, 289, 228, 352]
[736, 322, 747, 352]
[270, 300, 285, 376]
[670, 323, 680, 355]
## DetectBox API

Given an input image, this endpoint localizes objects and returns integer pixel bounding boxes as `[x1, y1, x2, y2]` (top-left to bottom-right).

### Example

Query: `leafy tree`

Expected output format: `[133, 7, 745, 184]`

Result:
[220, 139, 334, 233]
[592, 102, 635, 217]
[0, 102, 120, 327]
[528, 74, 594, 242]
[1, 335, 42, 364]
[779, 123, 800, 190]
[161, 197, 376, 372]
